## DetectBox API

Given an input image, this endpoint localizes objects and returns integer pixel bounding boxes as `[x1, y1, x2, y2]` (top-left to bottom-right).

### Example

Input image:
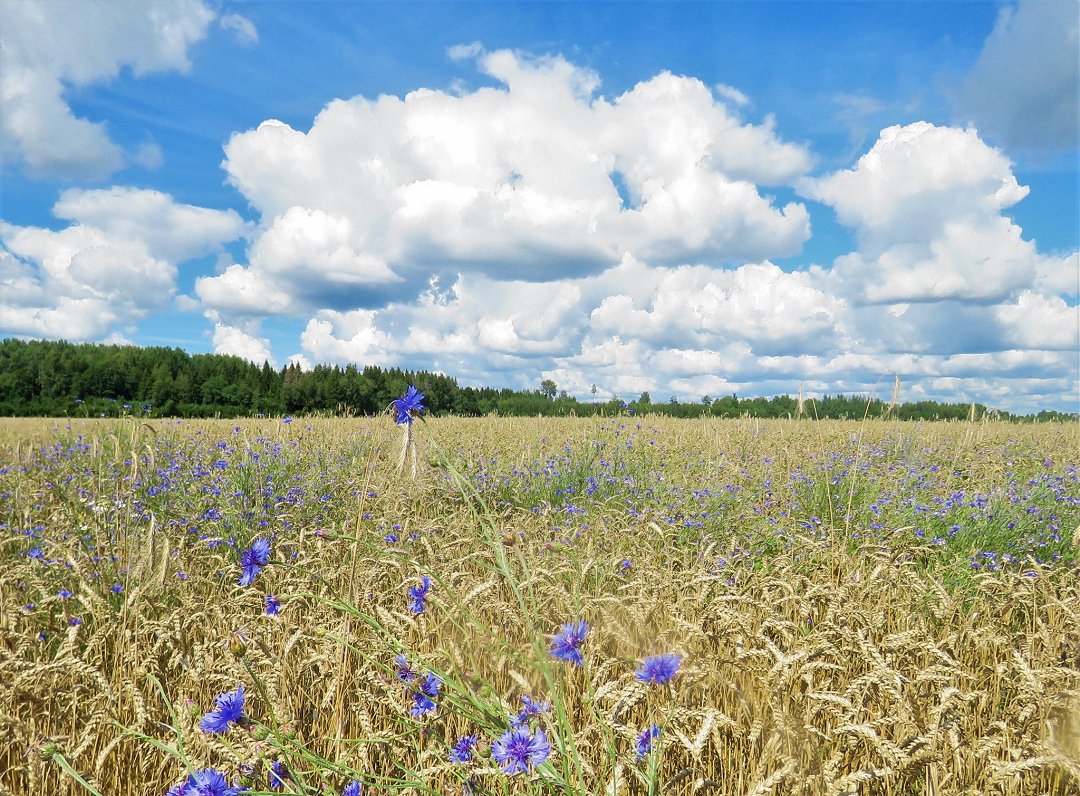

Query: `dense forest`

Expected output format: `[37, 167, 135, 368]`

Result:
[0, 339, 1073, 421]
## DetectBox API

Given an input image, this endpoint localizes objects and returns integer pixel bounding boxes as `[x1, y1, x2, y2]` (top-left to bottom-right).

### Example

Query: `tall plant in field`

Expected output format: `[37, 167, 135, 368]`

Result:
[390, 385, 425, 477]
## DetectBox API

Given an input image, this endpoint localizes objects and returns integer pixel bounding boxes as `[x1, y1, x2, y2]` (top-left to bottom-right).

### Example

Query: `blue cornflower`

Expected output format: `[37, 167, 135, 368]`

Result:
[111, 583, 123, 594]
[407, 575, 431, 614]
[520, 694, 551, 715]
[634, 724, 661, 760]
[392, 386, 426, 425]
[341, 782, 362, 796]
[57, 589, 73, 600]
[409, 671, 441, 717]
[265, 595, 280, 616]
[636, 653, 681, 685]
[512, 694, 551, 727]
[267, 760, 290, 790]
[419, 672, 442, 698]
[167, 768, 245, 796]
[199, 684, 246, 733]
[238, 538, 271, 586]
[549, 619, 588, 666]
[393, 653, 416, 683]
[28, 546, 44, 560]
[410, 691, 437, 717]
[491, 727, 550, 775]
[449, 734, 479, 763]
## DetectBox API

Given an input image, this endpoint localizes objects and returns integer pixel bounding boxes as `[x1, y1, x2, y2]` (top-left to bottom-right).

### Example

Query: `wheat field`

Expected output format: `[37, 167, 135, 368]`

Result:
[1, 415, 1077, 795]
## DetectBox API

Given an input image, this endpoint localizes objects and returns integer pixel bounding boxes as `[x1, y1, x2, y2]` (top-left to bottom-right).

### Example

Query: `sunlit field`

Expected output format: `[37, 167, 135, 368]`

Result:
[1, 414, 1078, 795]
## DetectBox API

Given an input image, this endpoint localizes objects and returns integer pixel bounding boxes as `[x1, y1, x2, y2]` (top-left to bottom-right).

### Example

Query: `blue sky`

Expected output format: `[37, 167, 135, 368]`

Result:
[1, 0, 1077, 412]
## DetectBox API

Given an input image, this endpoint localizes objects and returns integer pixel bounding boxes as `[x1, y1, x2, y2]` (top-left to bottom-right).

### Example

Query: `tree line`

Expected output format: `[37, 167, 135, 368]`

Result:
[0, 339, 1073, 422]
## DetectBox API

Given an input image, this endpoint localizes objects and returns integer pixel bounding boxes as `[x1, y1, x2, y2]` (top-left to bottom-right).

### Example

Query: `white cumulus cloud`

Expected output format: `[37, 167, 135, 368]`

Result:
[802, 122, 1046, 304]
[0, 0, 217, 178]
[195, 263, 294, 317]
[589, 261, 845, 353]
[1, 190, 246, 341]
[212, 323, 276, 366]
[300, 309, 392, 366]
[994, 291, 1079, 351]
[0, 222, 174, 339]
[218, 46, 814, 314]
[53, 187, 248, 263]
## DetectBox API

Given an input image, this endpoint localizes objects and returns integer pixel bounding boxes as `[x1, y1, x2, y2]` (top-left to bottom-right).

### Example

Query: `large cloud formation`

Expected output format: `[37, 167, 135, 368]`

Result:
[801, 122, 1041, 304]
[200, 45, 1075, 412]
[1, 189, 246, 340]
[0, 0, 222, 179]
[208, 46, 812, 315]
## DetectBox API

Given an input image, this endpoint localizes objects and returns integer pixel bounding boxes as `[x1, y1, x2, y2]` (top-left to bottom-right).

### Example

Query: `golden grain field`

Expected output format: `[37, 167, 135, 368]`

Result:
[1, 415, 1077, 796]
